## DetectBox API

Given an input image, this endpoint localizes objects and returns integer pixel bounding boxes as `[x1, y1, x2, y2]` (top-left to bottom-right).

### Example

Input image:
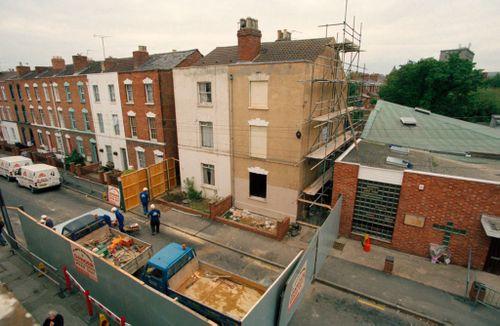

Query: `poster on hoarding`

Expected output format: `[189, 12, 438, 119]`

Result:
[71, 243, 98, 282]
[107, 185, 121, 207]
[287, 261, 307, 311]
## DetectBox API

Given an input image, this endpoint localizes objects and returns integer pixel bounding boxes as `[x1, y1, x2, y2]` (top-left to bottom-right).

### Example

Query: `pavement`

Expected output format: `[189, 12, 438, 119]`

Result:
[1, 171, 499, 324]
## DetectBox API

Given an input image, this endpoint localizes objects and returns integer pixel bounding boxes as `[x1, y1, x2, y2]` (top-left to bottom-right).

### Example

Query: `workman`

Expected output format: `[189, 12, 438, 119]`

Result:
[147, 204, 161, 235]
[40, 215, 55, 229]
[111, 207, 125, 232]
[94, 213, 112, 227]
[139, 187, 149, 215]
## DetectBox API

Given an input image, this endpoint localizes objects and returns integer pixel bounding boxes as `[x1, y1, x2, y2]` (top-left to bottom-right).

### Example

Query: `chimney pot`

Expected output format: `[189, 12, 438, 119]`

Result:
[237, 17, 262, 61]
[72, 55, 89, 72]
[51, 57, 65, 71]
[103, 57, 115, 72]
[277, 30, 283, 41]
[133, 45, 149, 69]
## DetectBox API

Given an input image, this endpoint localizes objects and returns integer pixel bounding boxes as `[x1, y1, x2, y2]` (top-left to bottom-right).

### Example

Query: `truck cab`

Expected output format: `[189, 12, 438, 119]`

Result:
[142, 243, 196, 293]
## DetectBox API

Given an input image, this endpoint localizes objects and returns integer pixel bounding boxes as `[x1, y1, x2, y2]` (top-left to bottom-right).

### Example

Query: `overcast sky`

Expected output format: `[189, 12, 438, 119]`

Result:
[1, 0, 499, 74]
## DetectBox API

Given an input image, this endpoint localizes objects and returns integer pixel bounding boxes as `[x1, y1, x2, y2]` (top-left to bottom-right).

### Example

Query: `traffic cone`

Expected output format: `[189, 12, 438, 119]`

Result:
[363, 234, 371, 252]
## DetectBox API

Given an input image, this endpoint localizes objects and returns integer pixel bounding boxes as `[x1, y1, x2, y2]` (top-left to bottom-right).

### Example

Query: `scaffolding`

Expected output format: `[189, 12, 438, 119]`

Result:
[298, 4, 366, 224]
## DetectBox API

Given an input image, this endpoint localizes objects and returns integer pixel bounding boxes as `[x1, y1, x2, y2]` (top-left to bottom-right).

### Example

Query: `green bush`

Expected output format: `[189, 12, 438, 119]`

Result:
[65, 149, 84, 169]
[184, 177, 202, 200]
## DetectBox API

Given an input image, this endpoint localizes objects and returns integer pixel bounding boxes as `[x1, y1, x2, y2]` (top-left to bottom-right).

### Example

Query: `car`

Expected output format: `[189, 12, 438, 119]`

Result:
[53, 208, 116, 241]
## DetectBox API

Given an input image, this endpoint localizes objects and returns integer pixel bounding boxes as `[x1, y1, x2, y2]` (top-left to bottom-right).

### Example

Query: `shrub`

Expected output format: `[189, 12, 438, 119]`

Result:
[65, 149, 84, 169]
[184, 177, 202, 200]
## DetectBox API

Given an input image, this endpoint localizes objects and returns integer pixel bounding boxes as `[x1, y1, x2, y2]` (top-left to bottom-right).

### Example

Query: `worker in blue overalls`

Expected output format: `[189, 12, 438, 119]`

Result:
[147, 204, 161, 235]
[140, 187, 149, 215]
[111, 207, 125, 232]
[94, 213, 112, 227]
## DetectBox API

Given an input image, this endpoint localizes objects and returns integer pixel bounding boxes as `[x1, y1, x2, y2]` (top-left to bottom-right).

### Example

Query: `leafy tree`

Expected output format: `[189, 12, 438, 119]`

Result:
[379, 55, 484, 119]
[65, 149, 84, 169]
[486, 73, 500, 88]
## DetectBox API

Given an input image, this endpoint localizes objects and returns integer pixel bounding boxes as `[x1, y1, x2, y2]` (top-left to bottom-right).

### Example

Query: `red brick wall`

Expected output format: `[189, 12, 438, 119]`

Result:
[332, 162, 360, 237]
[393, 172, 499, 269]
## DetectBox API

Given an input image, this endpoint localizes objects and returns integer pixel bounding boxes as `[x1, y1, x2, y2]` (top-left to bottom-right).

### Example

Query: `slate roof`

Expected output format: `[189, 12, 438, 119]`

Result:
[195, 37, 334, 66]
[362, 100, 500, 155]
[0, 70, 20, 81]
[138, 49, 198, 71]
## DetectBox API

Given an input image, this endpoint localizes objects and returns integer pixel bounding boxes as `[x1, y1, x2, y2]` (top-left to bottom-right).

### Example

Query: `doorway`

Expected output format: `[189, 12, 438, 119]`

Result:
[120, 148, 128, 171]
[484, 238, 500, 275]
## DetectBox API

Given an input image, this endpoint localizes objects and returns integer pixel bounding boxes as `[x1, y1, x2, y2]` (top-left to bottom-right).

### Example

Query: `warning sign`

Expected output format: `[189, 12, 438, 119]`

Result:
[71, 243, 98, 282]
[288, 261, 307, 311]
[107, 185, 121, 207]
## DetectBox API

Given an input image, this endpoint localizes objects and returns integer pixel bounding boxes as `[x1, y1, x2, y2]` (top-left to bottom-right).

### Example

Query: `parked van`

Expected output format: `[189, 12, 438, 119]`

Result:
[0, 156, 33, 181]
[16, 164, 62, 192]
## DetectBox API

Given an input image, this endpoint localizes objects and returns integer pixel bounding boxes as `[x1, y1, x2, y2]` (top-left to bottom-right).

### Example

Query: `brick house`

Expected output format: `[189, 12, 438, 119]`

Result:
[118, 47, 202, 169]
[332, 100, 500, 272]
[0, 70, 22, 145]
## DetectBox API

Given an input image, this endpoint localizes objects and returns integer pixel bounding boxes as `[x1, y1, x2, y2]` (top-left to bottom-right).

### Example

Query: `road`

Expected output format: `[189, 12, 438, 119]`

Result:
[0, 176, 429, 325]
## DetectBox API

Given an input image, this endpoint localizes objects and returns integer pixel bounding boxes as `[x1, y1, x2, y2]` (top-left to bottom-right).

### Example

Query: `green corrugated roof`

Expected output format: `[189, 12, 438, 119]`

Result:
[362, 100, 500, 155]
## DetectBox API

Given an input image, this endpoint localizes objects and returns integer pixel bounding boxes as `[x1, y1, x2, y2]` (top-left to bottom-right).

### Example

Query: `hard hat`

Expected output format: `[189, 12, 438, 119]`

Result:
[143, 187, 148, 191]
[111, 207, 117, 212]
[150, 204, 155, 209]
[41, 215, 47, 220]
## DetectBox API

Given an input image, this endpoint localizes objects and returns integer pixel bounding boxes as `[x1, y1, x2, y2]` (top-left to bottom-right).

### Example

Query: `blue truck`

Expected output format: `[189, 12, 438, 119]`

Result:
[141, 243, 266, 326]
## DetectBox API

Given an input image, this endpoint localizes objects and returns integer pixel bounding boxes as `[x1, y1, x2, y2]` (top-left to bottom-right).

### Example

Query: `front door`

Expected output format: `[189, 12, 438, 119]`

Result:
[120, 148, 128, 171]
[484, 238, 500, 275]
[90, 142, 98, 163]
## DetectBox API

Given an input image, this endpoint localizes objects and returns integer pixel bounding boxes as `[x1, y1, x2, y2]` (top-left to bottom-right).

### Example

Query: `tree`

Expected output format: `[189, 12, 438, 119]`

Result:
[486, 73, 500, 88]
[379, 55, 484, 119]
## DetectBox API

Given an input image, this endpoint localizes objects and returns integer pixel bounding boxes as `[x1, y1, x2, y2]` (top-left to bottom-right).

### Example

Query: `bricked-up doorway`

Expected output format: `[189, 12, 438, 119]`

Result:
[484, 238, 500, 275]
[351, 179, 401, 241]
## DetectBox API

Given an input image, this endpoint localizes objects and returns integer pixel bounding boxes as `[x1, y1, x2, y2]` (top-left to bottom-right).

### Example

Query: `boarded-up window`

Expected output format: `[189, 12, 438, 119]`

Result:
[249, 81, 268, 109]
[250, 126, 267, 158]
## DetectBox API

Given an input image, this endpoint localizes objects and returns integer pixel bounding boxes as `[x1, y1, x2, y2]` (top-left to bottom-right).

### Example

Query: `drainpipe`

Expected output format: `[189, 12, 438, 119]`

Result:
[229, 71, 235, 204]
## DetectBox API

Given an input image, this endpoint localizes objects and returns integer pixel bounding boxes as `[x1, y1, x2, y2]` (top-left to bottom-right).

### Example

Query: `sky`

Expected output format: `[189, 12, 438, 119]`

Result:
[1, 0, 499, 74]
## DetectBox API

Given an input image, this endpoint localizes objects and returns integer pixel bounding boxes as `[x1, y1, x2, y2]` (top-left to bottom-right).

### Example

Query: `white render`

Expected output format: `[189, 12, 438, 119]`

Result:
[86, 73, 129, 170]
[173, 65, 231, 199]
[0, 120, 21, 144]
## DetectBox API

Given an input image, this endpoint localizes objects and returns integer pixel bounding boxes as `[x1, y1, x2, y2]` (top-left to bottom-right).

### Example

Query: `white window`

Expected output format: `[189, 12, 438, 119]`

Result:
[200, 121, 213, 148]
[37, 131, 44, 146]
[33, 85, 40, 101]
[129, 115, 137, 137]
[92, 85, 100, 102]
[250, 125, 267, 158]
[136, 149, 146, 169]
[64, 82, 72, 102]
[42, 84, 50, 102]
[82, 109, 90, 131]
[30, 108, 37, 124]
[105, 145, 113, 163]
[97, 113, 105, 133]
[69, 108, 76, 129]
[57, 108, 65, 128]
[249, 81, 268, 109]
[144, 83, 154, 104]
[147, 117, 156, 140]
[108, 84, 116, 102]
[25, 86, 31, 101]
[52, 84, 61, 102]
[56, 134, 64, 153]
[38, 108, 45, 125]
[125, 84, 134, 103]
[0, 86, 6, 100]
[202, 163, 215, 186]
[77, 83, 86, 103]
[76, 138, 84, 156]
[112, 114, 120, 135]
[48, 107, 55, 126]
[154, 150, 163, 164]
[198, 82, 212, 105]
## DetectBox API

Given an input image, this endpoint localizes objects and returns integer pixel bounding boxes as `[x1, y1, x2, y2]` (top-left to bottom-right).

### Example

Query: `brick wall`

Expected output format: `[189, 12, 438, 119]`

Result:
[332, 162, 360, 237]
[333, 162, 500, 269]
[393, 172, 499, 269]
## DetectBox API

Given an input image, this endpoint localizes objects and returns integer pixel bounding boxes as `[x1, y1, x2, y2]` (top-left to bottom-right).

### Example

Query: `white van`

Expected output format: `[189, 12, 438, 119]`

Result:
[16, 164, 62, 192]
[0, 156, 33, 181]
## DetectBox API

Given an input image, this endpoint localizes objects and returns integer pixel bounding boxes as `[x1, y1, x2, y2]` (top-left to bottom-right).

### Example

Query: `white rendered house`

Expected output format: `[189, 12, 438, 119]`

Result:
[87, 73, 129, 170]
[173, 65, 231, 199]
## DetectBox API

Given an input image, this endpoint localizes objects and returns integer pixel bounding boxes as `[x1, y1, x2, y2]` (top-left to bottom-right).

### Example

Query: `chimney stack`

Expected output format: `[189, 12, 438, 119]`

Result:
[15, 65, 31, 77]
[103, 57, 115, 72]
[237, 17, 262, 61]
[72, 54, 89, 72]
[133, 45, 149, 69]
[51, 56, 65, 71]
[34, 66, 49, 74]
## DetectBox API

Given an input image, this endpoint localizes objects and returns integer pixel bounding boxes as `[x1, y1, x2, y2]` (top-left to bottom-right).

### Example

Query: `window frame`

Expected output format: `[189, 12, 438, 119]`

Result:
[200, 121, 214, 148]
[108, 84, 116, 102]
[249, 172, 267, 199]
[97, 113, 105, 133]
[92, 85, 100, 102]
[129, 115, 137, 138]
[202, 163, 215, 186]
[112, 114, 120, 135]
[125, 84, 134, 103]
[197, 82, 212, 106]
[144, 83, 154, 104]
[147, 117, 157, 141]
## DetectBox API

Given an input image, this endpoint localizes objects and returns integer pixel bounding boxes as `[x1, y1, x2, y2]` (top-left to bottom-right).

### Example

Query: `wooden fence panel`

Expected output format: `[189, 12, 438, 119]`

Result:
[148, 161, 166, 199]
[121, 169, 148, 211]
[165, 158, 177, 190]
